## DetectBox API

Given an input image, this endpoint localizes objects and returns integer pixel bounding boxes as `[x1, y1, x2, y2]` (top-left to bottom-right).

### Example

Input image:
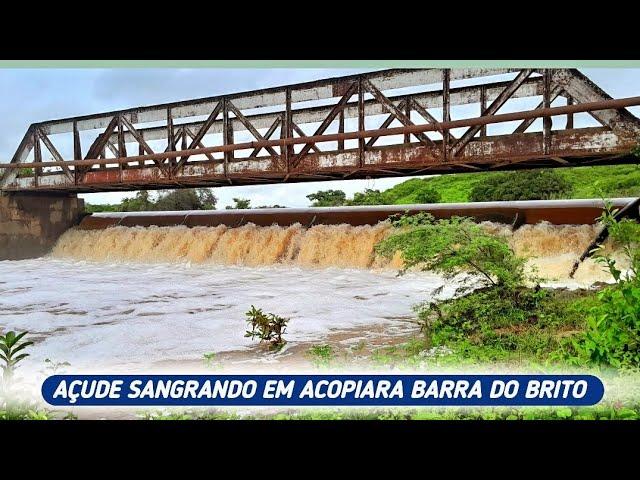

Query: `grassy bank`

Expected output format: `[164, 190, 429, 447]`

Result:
[384, 164, 640, 204]
[142, 404, 640, 420]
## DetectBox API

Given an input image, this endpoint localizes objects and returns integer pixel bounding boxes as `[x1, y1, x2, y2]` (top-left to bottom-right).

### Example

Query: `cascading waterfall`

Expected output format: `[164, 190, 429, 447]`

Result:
[51, 221, 626, 283]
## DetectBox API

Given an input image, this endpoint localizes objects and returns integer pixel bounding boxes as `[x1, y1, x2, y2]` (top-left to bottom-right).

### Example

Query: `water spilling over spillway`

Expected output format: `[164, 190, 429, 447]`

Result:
[51, 221, 623, 284]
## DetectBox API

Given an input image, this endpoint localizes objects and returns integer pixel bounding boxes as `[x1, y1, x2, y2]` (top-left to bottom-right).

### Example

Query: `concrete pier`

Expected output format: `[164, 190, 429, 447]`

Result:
[0, 193, 84, 260]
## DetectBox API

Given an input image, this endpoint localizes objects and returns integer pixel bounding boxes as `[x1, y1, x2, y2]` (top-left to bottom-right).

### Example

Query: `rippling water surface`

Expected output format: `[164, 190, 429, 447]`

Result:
[0, 258, 452, 370]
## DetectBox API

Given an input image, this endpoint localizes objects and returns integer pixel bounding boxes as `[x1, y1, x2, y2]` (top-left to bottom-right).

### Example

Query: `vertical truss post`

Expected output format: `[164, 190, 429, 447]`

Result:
[166, 107, 175, 171]
[543, 70, 552, 155]
[358, 77, 365, 168]
[117, 115, 126, 182]
[33, 130, 41, 188]
[442, 69, 451, 161]
[338, 109, 345, 151]
[480, 85, 487, 137]
[285, 88, 292, 172]
[566, 95, 574, 129]
[223, 98, 233, 177]
[73, 120, 81, 185]
[73, 121, 81, 160]
[180, 127, 187, 151]
[404, 97, 411, 144]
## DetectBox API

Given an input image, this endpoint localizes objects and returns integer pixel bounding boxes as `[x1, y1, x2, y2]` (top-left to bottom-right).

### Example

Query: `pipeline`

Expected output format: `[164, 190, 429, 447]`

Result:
[78, 198, 635, 230]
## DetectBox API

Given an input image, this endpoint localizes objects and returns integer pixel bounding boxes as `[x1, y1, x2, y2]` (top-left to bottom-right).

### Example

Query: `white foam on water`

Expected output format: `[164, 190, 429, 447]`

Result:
[0, 258, 449, 371]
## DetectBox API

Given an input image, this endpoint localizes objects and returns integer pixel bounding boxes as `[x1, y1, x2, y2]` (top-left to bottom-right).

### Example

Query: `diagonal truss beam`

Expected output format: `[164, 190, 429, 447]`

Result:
[120, 115, 170, 175]
[291, 121, 321, 153]
[184, 127, 216, 162]
[362, 78, 434, 147]
[451, 69, 533, 157]
[173, 101, 222, 173]
[291, 80, 358, 168]
[552, 69, 640, 137]
[249, 117, 281, 158]
[366, 99, 407, 147]
[78, 115, 120, 179]
[36, 128, 74, 181]
[410, 98, 457, 140]
[105, 141, 119, 158]
[513, 85, 564, 133]
[227, 101, 278, 157]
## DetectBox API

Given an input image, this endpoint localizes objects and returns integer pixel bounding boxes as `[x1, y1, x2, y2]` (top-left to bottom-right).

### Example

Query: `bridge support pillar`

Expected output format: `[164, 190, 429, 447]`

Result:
[0, 192, 84, 260]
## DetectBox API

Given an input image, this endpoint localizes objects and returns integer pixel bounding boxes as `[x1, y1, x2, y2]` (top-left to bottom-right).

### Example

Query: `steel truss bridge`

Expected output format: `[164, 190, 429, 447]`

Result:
[1, 68, 640, 193]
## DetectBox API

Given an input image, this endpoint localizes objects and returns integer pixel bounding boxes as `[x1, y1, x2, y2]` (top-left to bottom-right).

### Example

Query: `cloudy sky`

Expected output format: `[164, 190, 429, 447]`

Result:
[1, 67, 639, 208]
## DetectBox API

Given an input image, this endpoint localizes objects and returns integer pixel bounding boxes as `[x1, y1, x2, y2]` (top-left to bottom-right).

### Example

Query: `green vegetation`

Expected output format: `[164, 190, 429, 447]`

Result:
[306, 182, 441, 207]
[86, 188, 217, 213]
[374, 208, 640, 370]
[202, 352, 217, 367]
[226, 197, 251, 210]
[0, 331, 32, 392]
[0, 405, 56, 420]
[376, 213, 527, 288]
[143, 404, 640, 420]
[469, 169, 573, 202]
[570, 202, 640, 369]
[0, 332, 68, 420]
[307, 189, 347, 207]
[304, 165, 640, 208]
[245, 306, 289, 350]
[307, 344, 335, 367]
[374, 213, 571, 365]
[406, 165, 640, 202]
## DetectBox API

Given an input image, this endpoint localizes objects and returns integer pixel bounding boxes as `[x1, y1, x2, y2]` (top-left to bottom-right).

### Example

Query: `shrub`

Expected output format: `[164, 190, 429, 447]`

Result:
[245, 306, 289, 350]
[413, 187, 441, 204]
[572, 201, 640, 369]
[376, 214, 528, 290]
[469, 169, 573, 202]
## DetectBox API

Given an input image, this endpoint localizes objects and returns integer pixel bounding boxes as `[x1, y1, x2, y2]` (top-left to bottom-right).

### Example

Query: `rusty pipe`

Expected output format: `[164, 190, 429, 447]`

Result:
[2, 96, 640, 170]
[78, 198, 636, 230]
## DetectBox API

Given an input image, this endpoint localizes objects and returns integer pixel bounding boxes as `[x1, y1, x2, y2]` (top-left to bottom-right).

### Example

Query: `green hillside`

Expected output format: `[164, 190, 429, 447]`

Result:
[384, 164, 640, 204]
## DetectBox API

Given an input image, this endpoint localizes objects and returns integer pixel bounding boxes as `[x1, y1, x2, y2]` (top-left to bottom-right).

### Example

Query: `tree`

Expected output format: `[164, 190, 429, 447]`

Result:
[195, 188, 218, 210]
[226, 198, 251, 210]
[119, 188, 217, 212]
[349, 189, 387, 206]
[120, 191, 154, 211]
[306, 189, 346, 207]
[469, 169, 573, 202]
[154, 189, 218, 211]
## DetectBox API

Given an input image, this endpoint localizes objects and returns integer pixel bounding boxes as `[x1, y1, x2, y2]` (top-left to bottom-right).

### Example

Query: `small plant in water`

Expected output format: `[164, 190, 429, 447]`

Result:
[245, 306, 289, 350]
[308, 344, 335, 367]
[202, 352, 217, 367]
[44, 358, 71, 375]
[0, 331, 33, 392]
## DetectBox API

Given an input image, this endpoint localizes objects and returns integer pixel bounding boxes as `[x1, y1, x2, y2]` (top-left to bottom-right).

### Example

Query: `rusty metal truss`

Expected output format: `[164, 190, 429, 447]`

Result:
[1, 68, 640, 193]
